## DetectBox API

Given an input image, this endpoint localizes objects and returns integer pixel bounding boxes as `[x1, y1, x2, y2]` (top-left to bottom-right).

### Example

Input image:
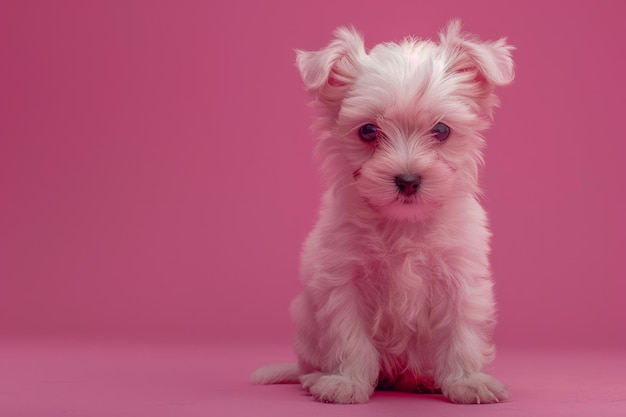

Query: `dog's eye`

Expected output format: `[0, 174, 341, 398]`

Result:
[432, 122, 451, 141]
[358, 124, 379, 142]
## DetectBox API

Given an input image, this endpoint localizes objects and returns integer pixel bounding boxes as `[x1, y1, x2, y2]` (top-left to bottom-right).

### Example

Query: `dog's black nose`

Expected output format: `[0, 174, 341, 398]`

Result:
[394, 174, 421, 196]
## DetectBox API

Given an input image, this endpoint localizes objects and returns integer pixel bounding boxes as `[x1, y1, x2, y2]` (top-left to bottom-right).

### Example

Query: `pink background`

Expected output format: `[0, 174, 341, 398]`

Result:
[2, 2, 626, 416]
[2, 1, 626, 415]
[2, 0, 626, 349]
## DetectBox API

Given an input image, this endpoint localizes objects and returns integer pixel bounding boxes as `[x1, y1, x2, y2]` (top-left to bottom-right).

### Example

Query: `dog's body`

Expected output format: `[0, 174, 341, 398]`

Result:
[253, 21, 514, 404]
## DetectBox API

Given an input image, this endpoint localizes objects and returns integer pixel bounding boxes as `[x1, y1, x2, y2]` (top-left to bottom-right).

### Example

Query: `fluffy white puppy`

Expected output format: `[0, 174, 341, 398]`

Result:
[253, 21, 514, 405]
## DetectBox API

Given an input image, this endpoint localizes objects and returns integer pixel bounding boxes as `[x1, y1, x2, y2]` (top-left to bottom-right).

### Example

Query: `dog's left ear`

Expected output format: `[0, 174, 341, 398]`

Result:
[439, 20, 515, 113]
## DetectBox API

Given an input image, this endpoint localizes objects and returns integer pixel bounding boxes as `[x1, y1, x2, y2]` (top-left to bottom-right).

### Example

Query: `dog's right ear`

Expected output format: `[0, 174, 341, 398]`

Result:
[296, 27, 366, 103]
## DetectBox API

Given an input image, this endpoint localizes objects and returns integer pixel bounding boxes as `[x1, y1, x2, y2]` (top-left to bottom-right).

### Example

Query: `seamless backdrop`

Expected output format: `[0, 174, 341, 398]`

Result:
[1, 0, 625, 351]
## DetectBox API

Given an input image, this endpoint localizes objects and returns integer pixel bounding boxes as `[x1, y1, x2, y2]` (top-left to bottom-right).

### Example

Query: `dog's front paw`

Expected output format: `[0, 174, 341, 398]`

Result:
[442, 373, 509, 404]
[300, 372, 324, 393]
[308, 374, 373, 404]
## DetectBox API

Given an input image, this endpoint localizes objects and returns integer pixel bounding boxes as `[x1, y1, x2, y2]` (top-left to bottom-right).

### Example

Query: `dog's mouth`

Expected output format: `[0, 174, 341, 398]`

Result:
[396, 195, 418, 205]
[372, 195, 433, 222]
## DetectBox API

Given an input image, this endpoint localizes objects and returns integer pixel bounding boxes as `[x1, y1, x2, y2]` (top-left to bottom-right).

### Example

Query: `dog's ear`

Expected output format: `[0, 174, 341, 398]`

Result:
[296, 27, 366, 103]
[439, 20, 515, 114]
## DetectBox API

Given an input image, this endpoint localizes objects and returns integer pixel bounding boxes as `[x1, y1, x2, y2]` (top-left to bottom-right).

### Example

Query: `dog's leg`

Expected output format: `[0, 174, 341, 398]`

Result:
[299, 281, 379, 404]
[433, 281, 509, 404]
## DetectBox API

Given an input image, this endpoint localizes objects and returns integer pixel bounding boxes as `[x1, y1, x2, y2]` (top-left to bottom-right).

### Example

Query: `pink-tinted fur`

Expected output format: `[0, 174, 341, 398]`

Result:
[252, 21, 514, 404]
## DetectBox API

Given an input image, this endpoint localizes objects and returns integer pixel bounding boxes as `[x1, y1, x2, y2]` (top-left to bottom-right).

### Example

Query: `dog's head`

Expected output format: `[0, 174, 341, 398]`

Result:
[297, 21, 514, 222]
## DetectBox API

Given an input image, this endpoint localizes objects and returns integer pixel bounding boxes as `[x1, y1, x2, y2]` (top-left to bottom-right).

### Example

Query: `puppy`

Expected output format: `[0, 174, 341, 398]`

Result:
[252, 21, 514, 404]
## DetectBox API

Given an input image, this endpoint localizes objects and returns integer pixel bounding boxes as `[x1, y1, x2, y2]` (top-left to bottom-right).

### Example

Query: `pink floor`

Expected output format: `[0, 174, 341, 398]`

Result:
[1, 340, 625, 417]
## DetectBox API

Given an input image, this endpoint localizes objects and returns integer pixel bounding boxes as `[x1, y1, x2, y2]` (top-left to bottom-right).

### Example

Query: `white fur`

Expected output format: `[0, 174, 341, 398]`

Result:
[252, 21, 514, 404]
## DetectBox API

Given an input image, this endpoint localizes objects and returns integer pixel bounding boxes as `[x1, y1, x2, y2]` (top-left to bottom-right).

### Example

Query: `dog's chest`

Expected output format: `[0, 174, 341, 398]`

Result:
[359, 231, 445, 344]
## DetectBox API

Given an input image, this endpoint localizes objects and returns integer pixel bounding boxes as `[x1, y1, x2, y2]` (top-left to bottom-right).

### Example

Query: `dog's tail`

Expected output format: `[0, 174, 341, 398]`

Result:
[251, 363, 301, 384]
